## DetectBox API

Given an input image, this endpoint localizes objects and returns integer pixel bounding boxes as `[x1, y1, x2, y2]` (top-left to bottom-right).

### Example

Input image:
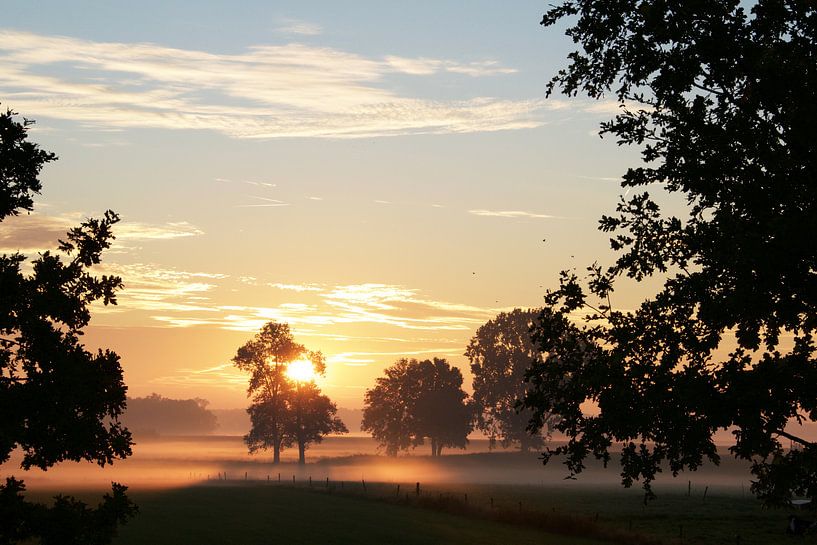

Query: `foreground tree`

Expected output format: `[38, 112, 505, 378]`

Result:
[0, 109, 136, 543]
[362, 358, 473, 456]
[466, 309, 556, 451]
[522, 2, 817, 503]
[233, 321, 303, 464]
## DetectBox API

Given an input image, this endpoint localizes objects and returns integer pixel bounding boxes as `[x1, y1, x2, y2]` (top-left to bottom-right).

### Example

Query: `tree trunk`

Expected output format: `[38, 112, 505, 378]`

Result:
[298, 441, 306, 465]
[273, 442, 280, 464]
[430, 437, 437, 457]
[436, 444, 443, 457]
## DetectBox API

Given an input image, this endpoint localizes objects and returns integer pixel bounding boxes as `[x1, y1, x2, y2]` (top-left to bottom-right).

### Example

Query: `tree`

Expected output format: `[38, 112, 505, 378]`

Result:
[362, 358, 473, 457]
[233, 321, 303, 464]
[286, 374, 348, 464]
[522, 1, 817, 503]
[466, 309, 556, 451]
[0, 109, 136, 543]
[234, 323, 347, 464]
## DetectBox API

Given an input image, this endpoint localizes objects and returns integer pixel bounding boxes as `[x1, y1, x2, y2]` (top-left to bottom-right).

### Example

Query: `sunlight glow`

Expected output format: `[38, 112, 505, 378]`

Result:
[286, 359, 316, 383]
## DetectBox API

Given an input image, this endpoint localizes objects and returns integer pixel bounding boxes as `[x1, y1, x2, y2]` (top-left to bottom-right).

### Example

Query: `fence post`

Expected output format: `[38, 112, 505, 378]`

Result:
[416, 482, 420, 496]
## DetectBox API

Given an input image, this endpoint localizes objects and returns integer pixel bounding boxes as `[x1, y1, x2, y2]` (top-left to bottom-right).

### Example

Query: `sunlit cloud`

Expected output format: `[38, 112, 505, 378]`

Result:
[93, 263, 227, 314]
[0, 29, 545, 139]
[0, 212, 204, 253]
[468, 209, 558, 219]
[269, 282, 323, 292]
[104, 277, 502, 334]
[384, 56, 517, 77]
[151, 363, 247, 389]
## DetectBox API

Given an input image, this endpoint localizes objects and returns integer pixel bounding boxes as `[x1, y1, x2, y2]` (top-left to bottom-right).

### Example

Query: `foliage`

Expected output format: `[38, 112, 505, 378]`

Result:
[234, 321, 304, 463]
[0, 109, 135, 542]
[362, 358, 473, 456]
[123, 393, 218, 436]
[522, 0, 817, 503]
[286, 378, 348, 464]
[234, 321, 346, 463]
[466, 308, 556, 451]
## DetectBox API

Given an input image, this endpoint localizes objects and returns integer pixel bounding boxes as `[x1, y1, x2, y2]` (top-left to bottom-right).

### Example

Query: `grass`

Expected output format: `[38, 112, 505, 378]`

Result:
[111, 483, 601, 545]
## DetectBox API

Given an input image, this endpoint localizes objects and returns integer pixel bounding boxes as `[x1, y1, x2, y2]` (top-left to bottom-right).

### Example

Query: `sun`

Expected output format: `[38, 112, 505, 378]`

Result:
[286, 359, 316, 383]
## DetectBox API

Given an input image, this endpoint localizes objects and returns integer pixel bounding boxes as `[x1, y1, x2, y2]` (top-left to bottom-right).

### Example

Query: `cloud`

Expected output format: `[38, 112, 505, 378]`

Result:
[274, 20, 323, 36]
[0, 29, 543, 139]
[269, 282, 323, 292]
[384, 56, 517, 77]
[235, 196, 290, 208]
[105, 277, 503, 334]
[468, 209, 558, 219]
[92, 263, 227, 314]
[0, 212, 204, 253]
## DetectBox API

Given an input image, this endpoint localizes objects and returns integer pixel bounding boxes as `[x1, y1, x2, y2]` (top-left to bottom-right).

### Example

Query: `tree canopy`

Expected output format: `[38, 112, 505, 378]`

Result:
[466, 309, 556, 451]
[522, 1, 817, 503]
[0, 109, 136, 543]
[234, 321, 346, 464]
[362, 358, 473, 457]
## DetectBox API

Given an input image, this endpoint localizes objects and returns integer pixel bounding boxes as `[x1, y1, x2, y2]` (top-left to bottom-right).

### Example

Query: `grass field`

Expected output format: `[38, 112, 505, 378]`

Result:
[111, 484, 599, 545]
[10, 437, 814, 544]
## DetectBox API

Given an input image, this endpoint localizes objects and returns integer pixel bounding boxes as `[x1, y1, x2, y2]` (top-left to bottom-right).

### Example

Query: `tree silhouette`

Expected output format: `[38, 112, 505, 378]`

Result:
[522, 2, 817, 503]
[0, 109, 136, 543]
[466, 309, 556, 451]
[233, 321, 303, 464]
[362, 358, 473, 457]
[235, 323, 346, 464]
[286, 367, 348, 465]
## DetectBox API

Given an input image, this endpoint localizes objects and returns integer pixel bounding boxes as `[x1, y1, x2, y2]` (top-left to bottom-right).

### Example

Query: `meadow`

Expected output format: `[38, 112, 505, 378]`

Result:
[8, 436, 812, 544]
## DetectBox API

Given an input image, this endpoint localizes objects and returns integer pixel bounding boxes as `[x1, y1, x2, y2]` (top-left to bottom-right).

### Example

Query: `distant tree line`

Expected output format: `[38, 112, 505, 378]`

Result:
[361, 309, 556, 457]
[122, 394, 218, 436]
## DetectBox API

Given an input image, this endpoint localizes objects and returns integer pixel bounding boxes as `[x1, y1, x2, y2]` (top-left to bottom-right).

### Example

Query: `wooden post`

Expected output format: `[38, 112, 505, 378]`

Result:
[278, 473, 281, 483]
[362, 479, 367, 491]
[518, 501, 522, 514]
[396, 484, 400, 497]
[688, 480, 691, 496]
[464, 493, 468, 505]
[292, 475, 295, 484]
[326, 477, 329, 488]
[244, 471, 247, 481]
[703, 485, 709, 500]
[309, 476, 312, 487]
[416, 482, 420, 496]
[490, 497, 494, 508]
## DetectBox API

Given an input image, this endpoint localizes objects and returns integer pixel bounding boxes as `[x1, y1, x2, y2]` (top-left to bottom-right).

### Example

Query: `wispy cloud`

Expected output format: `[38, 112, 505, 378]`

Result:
[235, 196, 290, 208]
[269, 282, 323, 292]
[274, 19, 323, 36]
[0, 212, 204, 253]
[468, 209, 558, 219]
[384, 56, 516, 77]
[0, 29, 544, 139]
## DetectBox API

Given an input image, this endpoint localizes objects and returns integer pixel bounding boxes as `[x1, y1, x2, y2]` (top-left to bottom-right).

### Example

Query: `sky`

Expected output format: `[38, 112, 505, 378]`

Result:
[0, 1, 658, 409]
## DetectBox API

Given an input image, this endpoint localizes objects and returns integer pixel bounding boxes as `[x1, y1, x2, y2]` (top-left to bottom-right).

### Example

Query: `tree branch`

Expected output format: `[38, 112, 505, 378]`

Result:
[776, 430, 815, 448]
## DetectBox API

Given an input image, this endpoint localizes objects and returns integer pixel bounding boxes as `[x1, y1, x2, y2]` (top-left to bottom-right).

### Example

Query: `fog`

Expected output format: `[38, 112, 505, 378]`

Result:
[1, 436, 754, 495]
